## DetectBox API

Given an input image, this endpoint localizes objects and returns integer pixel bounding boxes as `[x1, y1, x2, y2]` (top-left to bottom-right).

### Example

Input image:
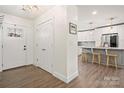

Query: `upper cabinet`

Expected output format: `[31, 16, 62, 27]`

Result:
[78, 31, 93, 41]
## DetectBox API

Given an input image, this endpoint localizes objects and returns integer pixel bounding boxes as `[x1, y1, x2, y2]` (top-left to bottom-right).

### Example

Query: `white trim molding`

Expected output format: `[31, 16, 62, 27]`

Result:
[66, 71, 79, 83]
[53, 71, 79, 83]
[53, 71, 67, 83]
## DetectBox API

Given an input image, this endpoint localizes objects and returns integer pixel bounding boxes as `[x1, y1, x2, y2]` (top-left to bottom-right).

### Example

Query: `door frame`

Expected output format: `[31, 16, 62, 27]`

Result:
[35, 17, 55, 74]
[1, 22, 27, 71]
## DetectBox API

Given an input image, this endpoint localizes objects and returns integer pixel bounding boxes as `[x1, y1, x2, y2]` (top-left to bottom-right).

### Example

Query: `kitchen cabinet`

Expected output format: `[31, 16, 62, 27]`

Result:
[78, 31, 93, 41]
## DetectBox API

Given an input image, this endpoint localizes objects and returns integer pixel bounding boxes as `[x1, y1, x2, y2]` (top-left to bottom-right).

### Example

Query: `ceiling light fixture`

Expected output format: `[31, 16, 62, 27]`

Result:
[22, 5, 39, 13]
[92, 10, 97, 15]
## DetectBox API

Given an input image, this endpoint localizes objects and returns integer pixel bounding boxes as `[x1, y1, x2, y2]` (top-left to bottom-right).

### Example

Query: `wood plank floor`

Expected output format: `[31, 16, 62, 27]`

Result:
[0, 56, 124, 88]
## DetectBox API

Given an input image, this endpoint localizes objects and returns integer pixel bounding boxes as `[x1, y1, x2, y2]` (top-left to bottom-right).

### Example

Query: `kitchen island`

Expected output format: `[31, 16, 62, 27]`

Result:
[80, 46, 124, 68]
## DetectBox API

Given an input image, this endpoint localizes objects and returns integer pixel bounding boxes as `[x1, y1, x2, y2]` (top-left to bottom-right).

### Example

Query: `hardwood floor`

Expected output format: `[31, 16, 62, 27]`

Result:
[0, 56, 124, 88]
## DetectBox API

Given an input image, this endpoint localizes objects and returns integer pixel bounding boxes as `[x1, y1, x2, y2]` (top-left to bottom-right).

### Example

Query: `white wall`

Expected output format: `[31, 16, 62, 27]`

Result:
[66, 6, 78, 82]
[34, 6, 78, 83]
[0, 12, 34, 71]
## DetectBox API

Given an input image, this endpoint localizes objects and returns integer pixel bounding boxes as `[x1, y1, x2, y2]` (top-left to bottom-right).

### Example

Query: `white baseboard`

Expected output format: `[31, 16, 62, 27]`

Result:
[66, 71, 79, 83]
[53, 71, 67, 83]
[53, 71, 79, 83]
[33, 62, 39, 67]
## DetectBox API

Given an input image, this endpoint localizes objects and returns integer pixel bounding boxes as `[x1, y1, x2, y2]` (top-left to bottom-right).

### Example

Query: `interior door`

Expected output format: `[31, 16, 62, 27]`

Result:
[36, 19, 54, 73]
[2, 23, 26, 70]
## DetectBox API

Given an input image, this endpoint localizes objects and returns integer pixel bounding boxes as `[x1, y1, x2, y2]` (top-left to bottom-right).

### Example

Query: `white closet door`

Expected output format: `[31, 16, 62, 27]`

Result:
[2, 23, 26, 70]
[36, 19, 54, 73]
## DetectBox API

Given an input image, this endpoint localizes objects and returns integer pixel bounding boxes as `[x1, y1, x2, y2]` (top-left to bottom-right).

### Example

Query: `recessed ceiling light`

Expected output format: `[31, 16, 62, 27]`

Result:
[92, 11, 97, 15]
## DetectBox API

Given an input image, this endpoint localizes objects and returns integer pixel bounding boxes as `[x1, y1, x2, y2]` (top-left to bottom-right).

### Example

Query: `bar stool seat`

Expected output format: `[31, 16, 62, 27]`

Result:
[106, 54, 118, 69]
[106, 54, 117, 57]
[92, 53, 101, 65]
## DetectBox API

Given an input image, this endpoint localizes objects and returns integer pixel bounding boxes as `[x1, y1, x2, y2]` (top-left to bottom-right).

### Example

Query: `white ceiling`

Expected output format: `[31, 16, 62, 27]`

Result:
[77, 6, 124, 30]
[0, 5, 124, 29]
[0, 5, 53, 20]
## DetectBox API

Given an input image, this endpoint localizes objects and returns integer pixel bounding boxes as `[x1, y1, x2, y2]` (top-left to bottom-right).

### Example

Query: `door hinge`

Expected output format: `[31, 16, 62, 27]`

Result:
[2, 26, 3, 30]
[2, 64, 3, 67]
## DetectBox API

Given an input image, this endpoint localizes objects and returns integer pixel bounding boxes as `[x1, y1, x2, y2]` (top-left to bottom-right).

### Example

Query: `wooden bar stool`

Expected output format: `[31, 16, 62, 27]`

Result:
[92, 49, 101, 65]
[106, 49, 118, 69]
[92, 53, 101, 65]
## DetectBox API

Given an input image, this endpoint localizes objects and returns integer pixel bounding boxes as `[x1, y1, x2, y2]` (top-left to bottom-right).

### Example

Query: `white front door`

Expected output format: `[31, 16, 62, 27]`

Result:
[36, 19, 54, 73]
[2, 23, 26, 70]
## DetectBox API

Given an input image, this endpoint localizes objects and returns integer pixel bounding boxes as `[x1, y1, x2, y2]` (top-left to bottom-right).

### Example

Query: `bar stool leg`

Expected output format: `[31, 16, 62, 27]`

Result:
[82, 53, 84, 63]
[92, 54, 94, 64]
[85, 54, 88, 63]
[84, 54, 86, 62]
[107, 56, 109, 67]
[84, 54, 87, 63]
[98, 55, 101, 65]
[82, 53, 88, 63]
[115, 57, 117, 69]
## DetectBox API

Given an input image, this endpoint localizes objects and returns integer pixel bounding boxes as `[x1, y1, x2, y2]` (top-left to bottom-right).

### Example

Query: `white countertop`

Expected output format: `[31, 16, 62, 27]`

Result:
[79, 46, 124, 50]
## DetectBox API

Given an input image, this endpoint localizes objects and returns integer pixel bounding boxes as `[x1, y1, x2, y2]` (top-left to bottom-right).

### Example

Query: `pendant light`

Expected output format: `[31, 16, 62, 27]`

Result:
[89, 22, 93, 29]
[109, 17, 115, 31]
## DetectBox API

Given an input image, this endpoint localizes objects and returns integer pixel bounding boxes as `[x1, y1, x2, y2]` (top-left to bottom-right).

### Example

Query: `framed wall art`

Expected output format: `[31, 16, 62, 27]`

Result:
[7, 27, 23, 38]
